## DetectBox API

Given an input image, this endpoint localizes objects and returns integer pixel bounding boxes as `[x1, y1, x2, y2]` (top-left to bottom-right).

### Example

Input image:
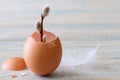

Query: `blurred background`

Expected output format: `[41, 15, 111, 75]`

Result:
[0, 0, 120, 58]
[0, 0, 119, 56]
[0, 0, 120, 79]
[0, 0, 119, 41]
[0, 0, 120, 60]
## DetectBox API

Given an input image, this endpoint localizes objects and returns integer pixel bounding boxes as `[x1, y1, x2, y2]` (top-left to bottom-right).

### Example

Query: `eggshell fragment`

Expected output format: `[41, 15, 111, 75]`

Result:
[10, 75, 17, 79]
[23, 30, 62, 75]
[2, 57, 26, 71]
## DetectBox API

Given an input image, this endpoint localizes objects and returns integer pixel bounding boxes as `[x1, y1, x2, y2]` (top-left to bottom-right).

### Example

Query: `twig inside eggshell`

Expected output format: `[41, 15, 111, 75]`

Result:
[34, 5, 50, 42]
[40, 5, 50, 42]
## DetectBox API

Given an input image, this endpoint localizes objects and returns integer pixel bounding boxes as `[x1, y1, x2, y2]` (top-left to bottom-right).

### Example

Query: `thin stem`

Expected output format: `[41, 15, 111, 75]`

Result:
[40, 16, 44, 42]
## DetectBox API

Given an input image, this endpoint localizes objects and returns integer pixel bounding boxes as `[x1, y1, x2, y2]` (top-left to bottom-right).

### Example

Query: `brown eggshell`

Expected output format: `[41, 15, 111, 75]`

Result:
[2, 57, 26, 71]
[23, 30, 62, 75]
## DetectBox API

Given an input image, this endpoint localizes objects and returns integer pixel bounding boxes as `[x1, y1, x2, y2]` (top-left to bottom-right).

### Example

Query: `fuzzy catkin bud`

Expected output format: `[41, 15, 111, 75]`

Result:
[43, 35, 46, 42]
[41, 5, 50, 17]
[35, 20, 41, 33]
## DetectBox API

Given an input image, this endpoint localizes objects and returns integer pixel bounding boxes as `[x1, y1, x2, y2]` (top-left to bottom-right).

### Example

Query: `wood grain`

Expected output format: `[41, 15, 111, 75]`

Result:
[0, 0, 120, 80]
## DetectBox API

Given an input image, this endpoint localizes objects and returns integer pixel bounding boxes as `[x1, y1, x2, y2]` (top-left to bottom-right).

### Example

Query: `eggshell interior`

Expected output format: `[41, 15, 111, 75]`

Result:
[32, 30, 56, 42]
[2, 57, 26, 71]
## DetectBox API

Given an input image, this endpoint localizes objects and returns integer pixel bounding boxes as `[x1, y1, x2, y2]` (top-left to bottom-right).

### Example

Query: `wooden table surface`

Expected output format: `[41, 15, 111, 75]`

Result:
[0, 0, 120, 80]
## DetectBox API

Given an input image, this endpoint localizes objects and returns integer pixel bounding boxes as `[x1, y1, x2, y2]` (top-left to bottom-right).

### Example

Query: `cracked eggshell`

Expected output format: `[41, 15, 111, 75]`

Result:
[23, 30, 62, 75]
[2, 57, 26, 71]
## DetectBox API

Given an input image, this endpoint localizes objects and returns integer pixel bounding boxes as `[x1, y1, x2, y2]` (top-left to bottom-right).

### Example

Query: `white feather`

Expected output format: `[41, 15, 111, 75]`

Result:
[60, 43, 100, 67]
